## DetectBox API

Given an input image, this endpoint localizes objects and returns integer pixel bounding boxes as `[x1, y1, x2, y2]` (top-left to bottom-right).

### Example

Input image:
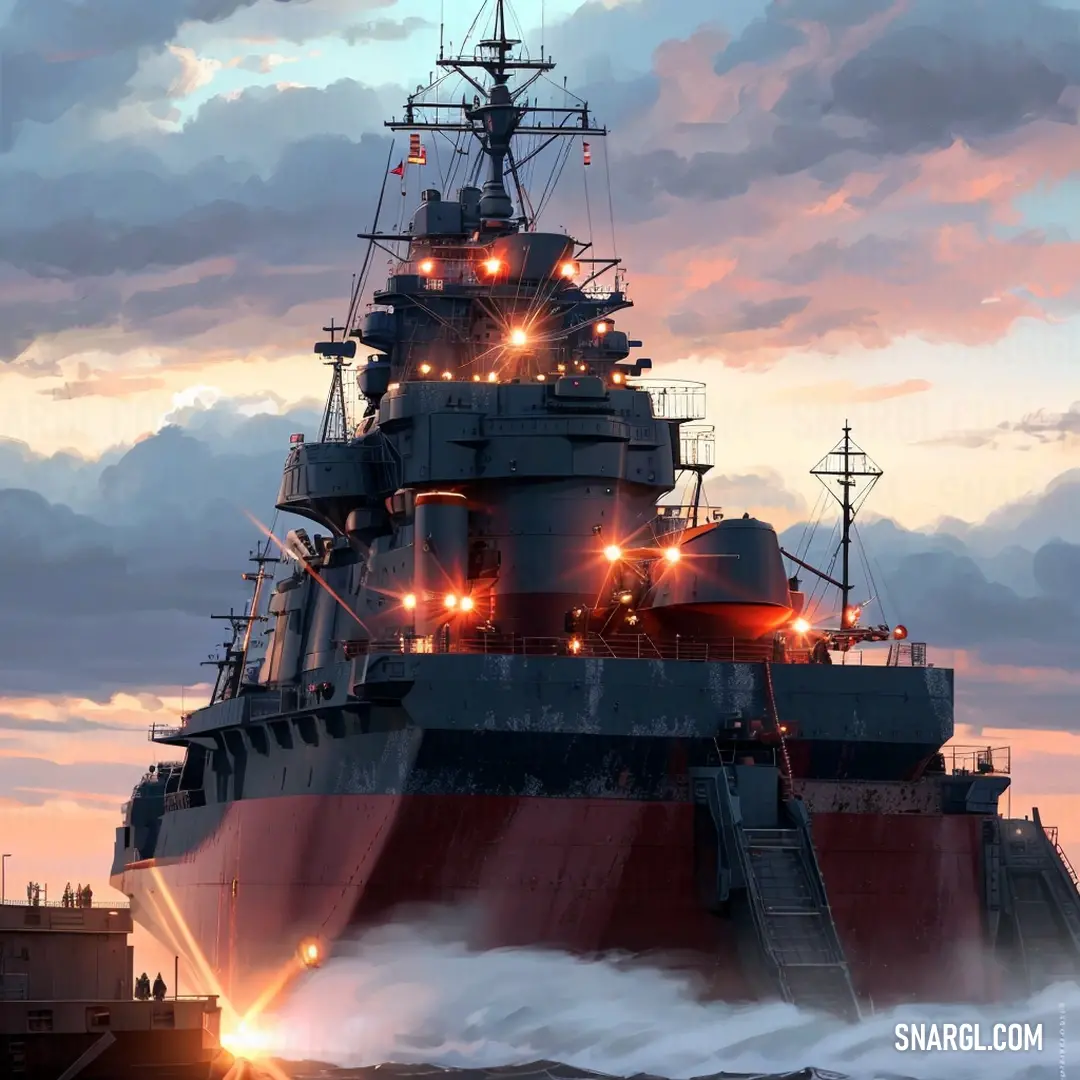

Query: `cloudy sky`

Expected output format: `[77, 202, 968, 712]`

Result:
[2, 0, 1080, 986]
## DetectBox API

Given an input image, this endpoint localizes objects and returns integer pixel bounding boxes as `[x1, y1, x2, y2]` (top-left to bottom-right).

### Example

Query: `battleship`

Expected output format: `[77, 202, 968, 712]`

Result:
[111, 0, 1080, 1020]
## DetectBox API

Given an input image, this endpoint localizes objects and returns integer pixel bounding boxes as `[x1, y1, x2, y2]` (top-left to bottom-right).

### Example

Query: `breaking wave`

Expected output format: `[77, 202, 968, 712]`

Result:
[251, 920, 1078, 1080]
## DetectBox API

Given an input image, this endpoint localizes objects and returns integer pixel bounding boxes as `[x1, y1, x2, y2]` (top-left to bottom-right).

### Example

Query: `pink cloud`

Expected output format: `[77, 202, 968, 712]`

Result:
[774, 378, 932, 404]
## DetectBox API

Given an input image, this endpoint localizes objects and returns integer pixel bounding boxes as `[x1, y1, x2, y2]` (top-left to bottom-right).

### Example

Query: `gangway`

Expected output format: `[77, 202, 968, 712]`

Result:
[691, 765, 861, 1019]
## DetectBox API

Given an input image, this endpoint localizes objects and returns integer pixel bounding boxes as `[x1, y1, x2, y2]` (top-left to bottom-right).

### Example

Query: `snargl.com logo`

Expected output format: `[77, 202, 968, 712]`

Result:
[894, 1022, 1044, 1053]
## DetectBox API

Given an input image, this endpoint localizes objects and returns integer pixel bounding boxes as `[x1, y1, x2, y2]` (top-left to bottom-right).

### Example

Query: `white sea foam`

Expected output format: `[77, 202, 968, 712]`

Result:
[253, 919, 1078, 1080]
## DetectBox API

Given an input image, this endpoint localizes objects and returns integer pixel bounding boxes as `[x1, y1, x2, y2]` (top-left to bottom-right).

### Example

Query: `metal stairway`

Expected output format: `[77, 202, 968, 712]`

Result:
[990, 809, 1080, 992]
[693, 766, 861, 1019]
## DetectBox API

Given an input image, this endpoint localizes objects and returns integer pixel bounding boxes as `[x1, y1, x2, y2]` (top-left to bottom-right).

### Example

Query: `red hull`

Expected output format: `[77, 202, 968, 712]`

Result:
[118, 795, 999, 1011]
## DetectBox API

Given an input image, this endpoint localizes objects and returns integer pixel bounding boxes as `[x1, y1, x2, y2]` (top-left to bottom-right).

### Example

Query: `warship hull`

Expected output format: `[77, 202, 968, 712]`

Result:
[115, 789, 998, 1010]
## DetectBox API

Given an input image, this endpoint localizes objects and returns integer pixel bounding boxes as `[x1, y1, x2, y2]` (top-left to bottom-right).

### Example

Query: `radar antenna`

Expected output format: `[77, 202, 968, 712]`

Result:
[315, 317, 358, 442]
[809, 422, 882, 629]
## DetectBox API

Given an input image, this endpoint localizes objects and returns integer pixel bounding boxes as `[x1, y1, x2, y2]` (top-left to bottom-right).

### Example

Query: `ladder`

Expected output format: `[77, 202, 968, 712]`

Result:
[995, 810, 1080, 993]
[700, 768, 861, 1019]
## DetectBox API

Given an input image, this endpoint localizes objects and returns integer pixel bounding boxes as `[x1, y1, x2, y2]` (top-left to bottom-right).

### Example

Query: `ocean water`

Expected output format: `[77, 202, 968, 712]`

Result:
[250, 921, 1077, 1080]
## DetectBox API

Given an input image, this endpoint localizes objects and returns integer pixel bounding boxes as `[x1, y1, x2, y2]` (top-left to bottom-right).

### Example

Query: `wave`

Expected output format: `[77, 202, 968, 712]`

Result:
[245, 920, 1078, 1080]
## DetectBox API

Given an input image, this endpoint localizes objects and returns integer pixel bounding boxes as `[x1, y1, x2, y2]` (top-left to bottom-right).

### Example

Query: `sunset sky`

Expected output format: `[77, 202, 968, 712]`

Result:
[2, 0, 1080, 987]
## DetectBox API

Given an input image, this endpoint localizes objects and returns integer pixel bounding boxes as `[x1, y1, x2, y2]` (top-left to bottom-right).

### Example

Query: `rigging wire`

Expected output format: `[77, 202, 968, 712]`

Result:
[582, 136, 594, 248]
[601, 136, 618, 259]
[344, 140, 396, 336]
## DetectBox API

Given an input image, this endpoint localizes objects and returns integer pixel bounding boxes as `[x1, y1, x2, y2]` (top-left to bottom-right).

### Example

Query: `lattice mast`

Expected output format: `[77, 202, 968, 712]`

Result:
[387, 0, 606, 236]
[809, 422, 882, 629]
[317, 318, 353, 442]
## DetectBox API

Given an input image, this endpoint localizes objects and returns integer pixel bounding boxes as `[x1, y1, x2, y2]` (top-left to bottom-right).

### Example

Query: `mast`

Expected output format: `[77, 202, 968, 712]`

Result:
[383, 0, 606, 234]
[203, 540, 280, 702]
[317, 318, 355, 442]
[809, 422, 882, 629]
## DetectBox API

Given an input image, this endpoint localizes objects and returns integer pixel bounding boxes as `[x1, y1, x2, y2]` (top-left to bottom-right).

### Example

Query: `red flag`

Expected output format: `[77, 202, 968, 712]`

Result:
[390, 161, 404, 176]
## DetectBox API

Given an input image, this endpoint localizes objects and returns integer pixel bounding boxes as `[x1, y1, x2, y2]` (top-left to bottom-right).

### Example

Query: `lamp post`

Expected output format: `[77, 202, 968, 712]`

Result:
[1, 854, 11, 904]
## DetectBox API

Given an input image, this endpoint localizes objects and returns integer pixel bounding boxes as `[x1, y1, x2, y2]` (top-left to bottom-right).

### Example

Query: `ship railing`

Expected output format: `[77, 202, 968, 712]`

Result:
[1, 898, 130, 909]
[1044, 826, 1079, 885]
[886, 640, 928, 667]
[945, 744, 1011, 776]
[148, 722, 184, 741]
[631, 379, 707, 421]
[652, 505, 726, 534]
[164, 789, 207, 812]
[679, 424, 715, 468]
[395, 258, 486, 290]
[345, 633, 811, 664]
[580, 283, 625, 301]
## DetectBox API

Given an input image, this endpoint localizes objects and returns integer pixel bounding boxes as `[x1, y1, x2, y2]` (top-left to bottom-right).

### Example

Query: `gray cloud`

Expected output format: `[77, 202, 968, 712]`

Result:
[342, 17, 431, 45]
[4, 0, 1079, 367]
[614, 0, 1080, 218]
[179, 0, 399, 48]
[0, 0, 277, 149]
[0, 401, 320, 694]
[925, 403, 1080, 452]
[828, 29, 1074, 153]
[0, 713, 136, 734]
[0, 755, 147, 808]
[701, 469, 808, 516]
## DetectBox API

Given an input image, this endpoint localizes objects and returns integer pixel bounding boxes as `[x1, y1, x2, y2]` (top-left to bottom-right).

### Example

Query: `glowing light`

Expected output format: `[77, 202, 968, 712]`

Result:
[388, 382, 400, 390]
[441, 371, 452, 380]
[418, 258, 435, 274]
[611, 372, 624, 384]
[595, 321, 609, 335]
[473, 374, 481, 381]
[299, 939, 321, 967]
[779, 725, 789, 734]
[792, 617, 811, 634]
[444, 594, 458, 609]
[618, 591, 634, 605]
[536, 373, 546, 381]
[509, 328, 527, 346]
[487, 372, 498, 382]
[568, 637, 582, 654]
[483, 257, 502, 273]
[604, 545, 622, 562]
[893, 624, 908, 639]
[559, 260, 577, 278]
[663, 546, 681, 564]
[403, 593, 417, 610]
[419, 363, 432, 374]
[221, 1018, 274, 1058]
[460, 595, 474, 612]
